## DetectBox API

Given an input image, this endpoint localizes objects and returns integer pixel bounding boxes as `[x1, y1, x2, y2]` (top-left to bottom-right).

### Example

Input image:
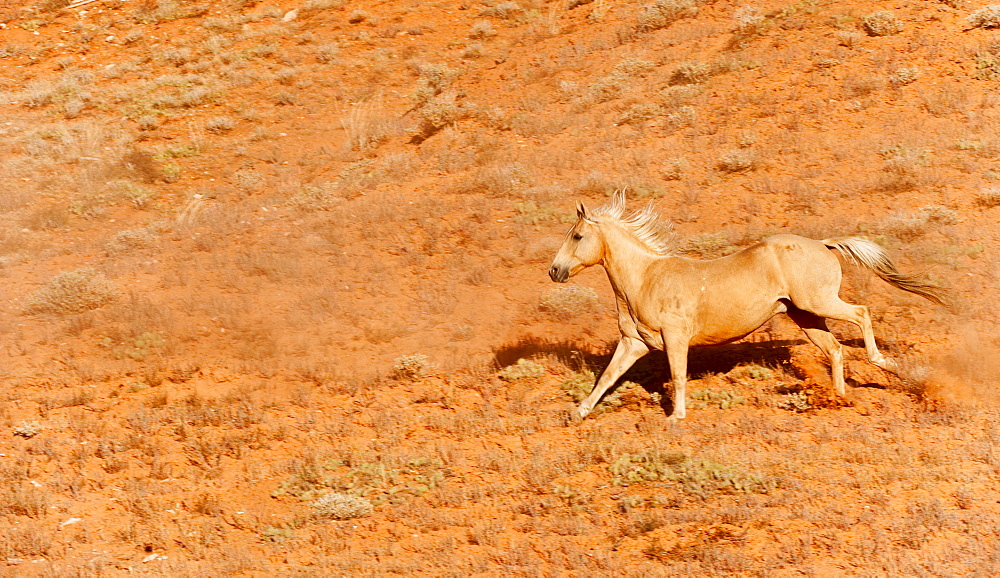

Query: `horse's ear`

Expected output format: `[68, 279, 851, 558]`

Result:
[577, 202, 589, 220]
[614, 187, 627, 205]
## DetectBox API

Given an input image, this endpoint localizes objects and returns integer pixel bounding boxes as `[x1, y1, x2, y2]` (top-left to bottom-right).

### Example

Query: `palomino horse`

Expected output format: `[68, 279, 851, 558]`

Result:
[548, 190, 945, 420]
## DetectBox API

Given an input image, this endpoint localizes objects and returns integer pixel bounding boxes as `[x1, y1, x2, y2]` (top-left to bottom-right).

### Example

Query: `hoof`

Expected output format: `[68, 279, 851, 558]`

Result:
[878, 356, 900, 374]
[575, 406, 590, 420]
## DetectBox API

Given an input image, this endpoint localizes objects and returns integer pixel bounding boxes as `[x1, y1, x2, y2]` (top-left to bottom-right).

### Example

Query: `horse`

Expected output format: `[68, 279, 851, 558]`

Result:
[547, 190, 946, 420]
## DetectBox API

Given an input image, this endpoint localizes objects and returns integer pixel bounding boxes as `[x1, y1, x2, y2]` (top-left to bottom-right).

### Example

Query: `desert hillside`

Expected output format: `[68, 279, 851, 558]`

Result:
[1, 0, 1000, 574]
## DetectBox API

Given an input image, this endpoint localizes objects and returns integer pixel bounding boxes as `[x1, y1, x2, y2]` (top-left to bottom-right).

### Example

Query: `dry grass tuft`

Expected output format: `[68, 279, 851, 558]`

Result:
[861, 11, 903, 36]
[717, 149, 758, 173]
[969, 6, 1000, 28]
[311, 492, 374, 520]
[877, 205, 959, 241]
[393, 354, 434, 380]
[540, 284, 599, 320]
[975, 187, 1000, 207]
[637, 0, 699, 32]
[26, 269, 117, 315]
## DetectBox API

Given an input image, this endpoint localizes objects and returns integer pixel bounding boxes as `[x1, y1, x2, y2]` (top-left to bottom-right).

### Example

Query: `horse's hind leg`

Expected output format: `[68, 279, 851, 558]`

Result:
[787, 308, 846, 396]
[795, 296, 898, 374]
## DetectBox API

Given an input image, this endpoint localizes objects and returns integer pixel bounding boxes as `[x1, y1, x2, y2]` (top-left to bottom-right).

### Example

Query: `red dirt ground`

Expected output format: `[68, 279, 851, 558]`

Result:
[2, 0, 1000, 574]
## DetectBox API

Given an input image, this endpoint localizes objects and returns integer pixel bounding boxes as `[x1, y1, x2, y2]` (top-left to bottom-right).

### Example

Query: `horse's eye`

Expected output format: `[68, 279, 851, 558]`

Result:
[572, 233, 583, 241]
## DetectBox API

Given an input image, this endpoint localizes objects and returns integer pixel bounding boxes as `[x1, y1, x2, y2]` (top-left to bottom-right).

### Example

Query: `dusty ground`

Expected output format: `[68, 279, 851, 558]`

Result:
[1, 0, 1000, 574]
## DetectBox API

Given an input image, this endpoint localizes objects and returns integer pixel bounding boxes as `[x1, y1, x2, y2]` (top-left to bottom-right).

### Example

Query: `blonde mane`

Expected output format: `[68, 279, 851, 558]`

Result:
[591, 193, 675, 256]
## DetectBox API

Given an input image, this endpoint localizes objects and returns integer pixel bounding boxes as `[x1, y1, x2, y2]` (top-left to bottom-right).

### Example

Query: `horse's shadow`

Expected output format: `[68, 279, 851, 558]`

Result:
[494, 336, 802, 412]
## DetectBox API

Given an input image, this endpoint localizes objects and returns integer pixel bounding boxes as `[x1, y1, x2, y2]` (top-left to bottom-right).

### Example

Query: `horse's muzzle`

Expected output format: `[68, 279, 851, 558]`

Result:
[548, 265, 568, 283]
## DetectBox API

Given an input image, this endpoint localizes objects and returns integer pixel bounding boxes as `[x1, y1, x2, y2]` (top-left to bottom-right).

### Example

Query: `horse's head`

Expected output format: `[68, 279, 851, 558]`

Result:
[548, 201, 606, 283]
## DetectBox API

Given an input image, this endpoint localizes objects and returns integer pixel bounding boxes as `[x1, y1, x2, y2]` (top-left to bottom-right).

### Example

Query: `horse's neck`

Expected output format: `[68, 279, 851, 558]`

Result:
[600, 227, 661, 299]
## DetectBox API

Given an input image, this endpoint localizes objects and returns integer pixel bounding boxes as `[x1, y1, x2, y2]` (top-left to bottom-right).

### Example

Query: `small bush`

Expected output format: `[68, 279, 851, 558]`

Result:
[479, 1, 523, 19]
[609, 451, 777, 498]
[513, 201, 559, 226]
[614, 58, 655, 76]
[661, 157, 687, 180]
[969, 6, 1000, 28]
[311, 492, 373, 520]
[637, 0, 699, 32]
[499, 359, 546, 381]
[778, 391, 813, 412]
[315, 44, 339, 63]
[975, 187, 1000, 207]
[973, 45, 1000, 80]
[878, 205, 960, 241]
[13, 421, 43, 438]
[232, 166, 264, 191]
[734, 5, 765, 34]
[670, 61, 713, 85]
[463, 163, 533, 196]
[664, 105, 697, 130]
[861, 11, 903, 36]
[717, 149, 757, 172]
[880, 145, 926, 182]
[618, 103, 661, 126]
[689, 389, 745, 410]
[680, 232, 737, 258]
[290, 182, 343, 211]
[469, 20, 497, 39]
[413, 64, 457, 105]
[540, 284, 598, 320]
[205, 116, 235, 134]
[889, 67, 921, 87]
[106, 228, 156, 255]
[392, 354, 433, 380]
[27, 269, 117, 315]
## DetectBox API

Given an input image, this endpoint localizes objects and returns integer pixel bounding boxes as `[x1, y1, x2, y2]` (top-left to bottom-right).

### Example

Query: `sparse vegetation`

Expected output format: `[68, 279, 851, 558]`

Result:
[968, 5, 1000, 29]
[392, 354, 434, 380]
[609, 451, 777, 498]
[540, 284, 599, 320]
[976, 187, 1000, 207]
[499, 358, 547, 381]
[689, 389, 745, 410]
[26, 269, 117, 315]
[889, 67, 920, 87]
[12, 421, 43, 438]
[861, 11, 903, 36]
[310, 492, 374, 520]
[717, 149, 758, 172]
[205, 116, 235, 134]
[878, 205, 960, 241]
[637, 0, 699, 32]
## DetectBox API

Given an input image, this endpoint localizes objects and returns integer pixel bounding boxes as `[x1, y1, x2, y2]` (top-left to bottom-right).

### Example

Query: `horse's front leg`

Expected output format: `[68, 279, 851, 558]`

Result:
[576, 337, 649, 419]
[664, 334, 690, 419]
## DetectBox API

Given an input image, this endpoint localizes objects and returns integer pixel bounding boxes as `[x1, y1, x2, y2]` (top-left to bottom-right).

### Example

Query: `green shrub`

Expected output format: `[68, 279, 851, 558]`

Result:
[609, 451, 777, 498]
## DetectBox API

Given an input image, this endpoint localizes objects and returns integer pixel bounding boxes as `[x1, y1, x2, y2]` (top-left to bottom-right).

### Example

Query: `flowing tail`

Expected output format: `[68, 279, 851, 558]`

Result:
[822, 237, 948, 306]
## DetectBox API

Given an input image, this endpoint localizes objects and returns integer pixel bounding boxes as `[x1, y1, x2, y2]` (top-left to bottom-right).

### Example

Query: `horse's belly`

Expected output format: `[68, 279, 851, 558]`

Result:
[689, 301, 786, 346]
